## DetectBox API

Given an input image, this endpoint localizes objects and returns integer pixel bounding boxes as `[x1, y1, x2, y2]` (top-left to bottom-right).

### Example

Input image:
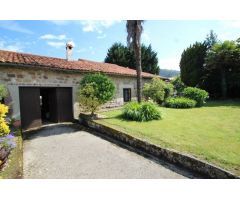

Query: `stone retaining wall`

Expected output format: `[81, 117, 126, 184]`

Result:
[80, 116, 238, 179]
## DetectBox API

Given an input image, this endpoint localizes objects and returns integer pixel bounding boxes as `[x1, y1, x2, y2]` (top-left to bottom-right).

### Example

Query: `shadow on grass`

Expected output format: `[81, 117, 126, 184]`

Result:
[204, 99, 240, 108]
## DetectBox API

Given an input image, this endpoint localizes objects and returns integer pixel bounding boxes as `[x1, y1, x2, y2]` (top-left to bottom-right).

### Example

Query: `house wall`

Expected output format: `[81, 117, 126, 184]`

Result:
[0, 65, 151, 121]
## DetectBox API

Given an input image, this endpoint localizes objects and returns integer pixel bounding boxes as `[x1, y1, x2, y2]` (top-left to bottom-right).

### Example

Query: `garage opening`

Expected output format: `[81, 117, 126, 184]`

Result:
[40, 88, 57, 124]
[19, 87, 73, 130]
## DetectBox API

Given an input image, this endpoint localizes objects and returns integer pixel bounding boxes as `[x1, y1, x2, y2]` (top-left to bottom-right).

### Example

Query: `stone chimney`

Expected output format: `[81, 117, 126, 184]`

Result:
[66, 41, 74, 61]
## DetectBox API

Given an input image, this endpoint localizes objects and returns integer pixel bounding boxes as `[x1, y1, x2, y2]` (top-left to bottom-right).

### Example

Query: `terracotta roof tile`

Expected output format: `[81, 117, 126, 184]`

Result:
[0, 49, 158, 78]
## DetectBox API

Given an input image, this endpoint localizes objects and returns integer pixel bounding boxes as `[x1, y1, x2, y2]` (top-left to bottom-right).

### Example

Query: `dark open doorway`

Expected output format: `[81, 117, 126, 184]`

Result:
[40, 88, 57, 123]
[19, 87, 73, 130]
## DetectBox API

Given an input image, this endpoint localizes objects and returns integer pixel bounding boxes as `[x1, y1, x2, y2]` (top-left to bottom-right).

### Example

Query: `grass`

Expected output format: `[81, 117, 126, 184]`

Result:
[98, 100, 240, 176]
[0, 134, 23, 179]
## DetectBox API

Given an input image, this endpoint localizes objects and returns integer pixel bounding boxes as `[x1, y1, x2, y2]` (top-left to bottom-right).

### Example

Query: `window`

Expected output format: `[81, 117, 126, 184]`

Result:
[123, 88, 131, 102]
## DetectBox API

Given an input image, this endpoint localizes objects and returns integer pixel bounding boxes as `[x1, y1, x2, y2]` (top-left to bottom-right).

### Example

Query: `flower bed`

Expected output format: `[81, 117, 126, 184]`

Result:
[0, 134, 16, 170]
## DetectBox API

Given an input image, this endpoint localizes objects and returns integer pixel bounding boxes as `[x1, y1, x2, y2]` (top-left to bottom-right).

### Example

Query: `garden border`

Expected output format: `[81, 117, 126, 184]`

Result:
[80, 114, 239, 179]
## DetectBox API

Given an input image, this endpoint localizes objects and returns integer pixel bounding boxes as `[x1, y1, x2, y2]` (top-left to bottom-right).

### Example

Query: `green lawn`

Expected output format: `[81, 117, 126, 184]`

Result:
[98, 100, 240, 176]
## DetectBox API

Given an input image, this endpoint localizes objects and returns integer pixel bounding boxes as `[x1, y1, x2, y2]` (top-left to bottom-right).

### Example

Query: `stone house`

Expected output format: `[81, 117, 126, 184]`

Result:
[0, 44, 166, 130]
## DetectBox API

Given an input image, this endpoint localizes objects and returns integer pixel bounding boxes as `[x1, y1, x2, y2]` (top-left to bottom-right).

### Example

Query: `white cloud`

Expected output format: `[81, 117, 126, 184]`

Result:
[222, 20, 240, 29]
[97, 34, 107, 39]
[159, 56, 180, 70]
[40, 34, 67, 40]
[46, 41, 65, 48]
[81, 20, 121, 33]
[0, 39, 24, 52]
[0, 21, 33, 34]
[49, 20, 70, 25]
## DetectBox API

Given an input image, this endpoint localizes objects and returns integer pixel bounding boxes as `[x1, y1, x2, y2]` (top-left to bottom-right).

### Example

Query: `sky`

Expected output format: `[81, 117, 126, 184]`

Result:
[0, 20, 240, 70]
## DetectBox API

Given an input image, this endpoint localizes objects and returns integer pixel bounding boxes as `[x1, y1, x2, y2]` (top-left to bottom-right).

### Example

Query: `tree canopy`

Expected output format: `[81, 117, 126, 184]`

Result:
[180, 42, 207, 87]
[203, 40, 240, 98]
[104, 43, 160, 75]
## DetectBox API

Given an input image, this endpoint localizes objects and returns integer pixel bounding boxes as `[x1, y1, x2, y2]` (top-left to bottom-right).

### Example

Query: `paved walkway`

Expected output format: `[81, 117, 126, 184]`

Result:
[23, 124, 196, 178]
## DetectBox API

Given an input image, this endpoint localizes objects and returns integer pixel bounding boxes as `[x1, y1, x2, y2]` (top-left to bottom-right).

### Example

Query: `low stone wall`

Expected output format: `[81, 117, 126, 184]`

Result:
[80, 116, 238, 179]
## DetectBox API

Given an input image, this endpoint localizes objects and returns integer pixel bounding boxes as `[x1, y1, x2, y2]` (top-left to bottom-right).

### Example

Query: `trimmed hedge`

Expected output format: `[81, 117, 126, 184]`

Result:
[183, 87, 208, 107]
[122, 101, 162, 122]
[165, 97, 197, 108]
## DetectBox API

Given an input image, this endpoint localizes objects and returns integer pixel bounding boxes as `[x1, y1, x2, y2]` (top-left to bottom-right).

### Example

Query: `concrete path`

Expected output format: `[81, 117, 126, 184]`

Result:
[23, 124, 197, 179]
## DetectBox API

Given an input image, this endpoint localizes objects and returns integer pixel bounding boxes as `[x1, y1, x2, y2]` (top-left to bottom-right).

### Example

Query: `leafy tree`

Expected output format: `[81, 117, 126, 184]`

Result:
[171, 76, 186, 95]
[78, 73, 115, 115]
[180, 42, 208, 87]
[126, 20, 144, 103]
[143, 77, 166, 104]
[105, 43, 159, 75]
[204, 40, 240, 98]
[104, 43, 135, 68]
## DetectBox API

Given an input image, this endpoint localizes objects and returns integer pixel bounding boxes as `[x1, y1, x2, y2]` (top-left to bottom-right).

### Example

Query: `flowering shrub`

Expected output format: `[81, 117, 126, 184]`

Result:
[0, 134, 16, 150]
[0, 103, 10, 137]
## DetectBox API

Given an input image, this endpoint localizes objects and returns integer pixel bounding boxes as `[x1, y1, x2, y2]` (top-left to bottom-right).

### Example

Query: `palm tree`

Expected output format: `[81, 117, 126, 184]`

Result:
[126, 20, 144, 103]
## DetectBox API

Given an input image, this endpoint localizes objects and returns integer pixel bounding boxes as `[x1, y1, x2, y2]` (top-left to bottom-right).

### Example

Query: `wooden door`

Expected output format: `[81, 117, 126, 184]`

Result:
[19, 87, 42, 130]
[56, 87, 73, 122]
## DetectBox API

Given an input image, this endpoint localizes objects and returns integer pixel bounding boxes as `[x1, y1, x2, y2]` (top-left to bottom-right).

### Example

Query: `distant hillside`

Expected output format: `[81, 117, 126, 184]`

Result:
[160, 69, 180, 78]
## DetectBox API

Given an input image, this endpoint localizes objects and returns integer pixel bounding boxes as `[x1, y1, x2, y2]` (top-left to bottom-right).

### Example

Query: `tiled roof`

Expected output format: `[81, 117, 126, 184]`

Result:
[0, 50, 157, 78]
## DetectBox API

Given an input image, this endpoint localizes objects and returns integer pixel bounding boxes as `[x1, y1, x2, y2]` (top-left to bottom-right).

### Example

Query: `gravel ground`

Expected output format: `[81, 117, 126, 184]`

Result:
[23, 124, 197, 179]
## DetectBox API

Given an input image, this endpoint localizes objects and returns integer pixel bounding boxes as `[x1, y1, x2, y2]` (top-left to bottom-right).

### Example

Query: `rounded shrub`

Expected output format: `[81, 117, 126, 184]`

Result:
[183, 87, 208, 107]
[122, 101, 162, 122]
[78, 73, 115, 115]
[165, 97, 196, 108]
[143, 77, 166, 104]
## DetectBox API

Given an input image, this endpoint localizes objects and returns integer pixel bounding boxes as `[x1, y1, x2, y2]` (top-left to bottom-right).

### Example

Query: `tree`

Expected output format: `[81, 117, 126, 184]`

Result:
[104, 43, 135, 68]
[205, 30, 218, 49]
[126, 20, 144, 103]
[78, 73, 115, 116]
[180, 42, 207, 87]
[204, 40, 240, 98]
[104, 43, 159, 75]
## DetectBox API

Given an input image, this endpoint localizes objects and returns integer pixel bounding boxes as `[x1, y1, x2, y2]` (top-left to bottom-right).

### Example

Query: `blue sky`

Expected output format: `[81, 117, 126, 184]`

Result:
[0, 20, 240, 70]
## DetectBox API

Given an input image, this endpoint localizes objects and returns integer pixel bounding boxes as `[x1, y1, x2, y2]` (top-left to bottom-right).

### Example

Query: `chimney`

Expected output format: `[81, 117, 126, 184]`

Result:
[66, 41, 74, 61]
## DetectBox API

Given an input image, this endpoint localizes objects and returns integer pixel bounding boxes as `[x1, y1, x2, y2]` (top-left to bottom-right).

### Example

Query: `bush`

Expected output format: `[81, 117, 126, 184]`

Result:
[0, 103, 10, 137]
[171, 76, 186, 95]
[122, 101, 162, 121]
[143, 77, 166, 104]
[78, 73, 115, 115]
[165, 97, 196, 108]
[164, 83, 174, 99]
[183, 87, 208, 107]
[0, 84, 8, 101]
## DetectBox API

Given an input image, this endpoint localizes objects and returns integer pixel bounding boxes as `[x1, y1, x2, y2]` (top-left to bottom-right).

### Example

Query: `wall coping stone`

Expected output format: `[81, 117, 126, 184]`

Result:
[79, 115, 239, 179]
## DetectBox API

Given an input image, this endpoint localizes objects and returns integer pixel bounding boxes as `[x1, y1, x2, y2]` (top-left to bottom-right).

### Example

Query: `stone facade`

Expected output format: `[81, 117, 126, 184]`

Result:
[0, 65, 152, 121]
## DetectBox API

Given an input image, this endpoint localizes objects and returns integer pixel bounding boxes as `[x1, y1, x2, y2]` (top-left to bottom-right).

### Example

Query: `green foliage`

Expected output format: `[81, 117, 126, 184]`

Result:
[143, 77, 165, 104]
[203, 40, 240, 98]
[183, 87, 209, 107]
[180, 42, 207, 87]
[104, 43, 160, 74]
[0, 84, 8, 101]
[78, 83, 102, 115]
[78, 73, 115, 115]
[165, 97, 196, 108]
[122, 101, 162, 122]
[171, 76, 186, 95]
[163, 83, 174, 99]
[204, 30, 218, 49]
